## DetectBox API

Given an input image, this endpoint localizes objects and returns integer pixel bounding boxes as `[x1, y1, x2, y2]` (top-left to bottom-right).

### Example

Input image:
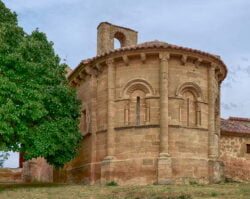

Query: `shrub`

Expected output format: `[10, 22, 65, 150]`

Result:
[106, 181, 118, 186]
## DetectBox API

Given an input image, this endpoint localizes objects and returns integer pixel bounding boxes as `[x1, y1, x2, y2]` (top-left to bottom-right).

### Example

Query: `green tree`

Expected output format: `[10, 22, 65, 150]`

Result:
[0, 1, 82, 168]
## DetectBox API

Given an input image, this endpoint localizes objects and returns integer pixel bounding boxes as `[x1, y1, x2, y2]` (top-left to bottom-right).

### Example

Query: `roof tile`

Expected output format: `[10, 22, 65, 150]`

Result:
[221, 117, 250, 134]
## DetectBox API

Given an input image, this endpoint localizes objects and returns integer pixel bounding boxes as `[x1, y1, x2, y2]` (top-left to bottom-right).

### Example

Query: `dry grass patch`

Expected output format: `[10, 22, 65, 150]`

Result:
[0, 182, 249, 199]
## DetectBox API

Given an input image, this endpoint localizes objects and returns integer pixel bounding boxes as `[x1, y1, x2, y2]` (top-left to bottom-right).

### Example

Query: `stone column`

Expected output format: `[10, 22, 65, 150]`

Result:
[101, 59, 116, 184]
[208, 64, 223, 183]
[216, 85, 221, 157]
[90, 73, 97, 184]
[157, 52, 172, 185]
[159, 52, 170, 156]
[106, 58, 116, 159]
[208, 64, 217, 159]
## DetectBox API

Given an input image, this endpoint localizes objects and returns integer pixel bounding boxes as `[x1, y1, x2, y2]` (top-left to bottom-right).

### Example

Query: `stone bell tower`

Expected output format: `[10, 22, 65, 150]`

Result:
[97, 22, 138, 55]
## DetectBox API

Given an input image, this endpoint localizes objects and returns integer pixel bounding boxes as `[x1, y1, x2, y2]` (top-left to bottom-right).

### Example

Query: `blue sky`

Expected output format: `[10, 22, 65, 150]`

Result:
[2, 0, 250, 167]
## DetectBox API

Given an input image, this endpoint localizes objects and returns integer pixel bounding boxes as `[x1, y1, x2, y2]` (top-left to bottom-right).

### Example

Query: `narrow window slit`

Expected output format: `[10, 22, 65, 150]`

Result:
[136, 96, 140, 125]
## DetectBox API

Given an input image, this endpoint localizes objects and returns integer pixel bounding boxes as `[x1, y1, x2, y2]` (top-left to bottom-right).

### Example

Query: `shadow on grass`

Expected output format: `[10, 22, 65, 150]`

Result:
[0, 182, 67, 192]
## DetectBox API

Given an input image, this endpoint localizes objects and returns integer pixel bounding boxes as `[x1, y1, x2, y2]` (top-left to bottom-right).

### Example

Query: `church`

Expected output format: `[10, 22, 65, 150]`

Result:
[22, 22, 250, 185]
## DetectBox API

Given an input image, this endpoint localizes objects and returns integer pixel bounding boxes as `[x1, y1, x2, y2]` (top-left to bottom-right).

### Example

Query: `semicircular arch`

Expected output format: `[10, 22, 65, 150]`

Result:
[176, 82, 203, 101]
[122, 79, 154, 98]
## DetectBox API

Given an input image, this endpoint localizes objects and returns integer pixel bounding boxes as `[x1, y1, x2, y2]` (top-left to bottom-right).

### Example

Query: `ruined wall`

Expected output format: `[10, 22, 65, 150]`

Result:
[22, 158, 53, 182]
[220, 135, 250, 181]
[0, 168, 22, 183]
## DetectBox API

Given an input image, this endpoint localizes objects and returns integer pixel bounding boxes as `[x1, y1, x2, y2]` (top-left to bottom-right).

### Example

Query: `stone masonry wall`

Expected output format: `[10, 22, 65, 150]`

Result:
[220, 135, 250, 181]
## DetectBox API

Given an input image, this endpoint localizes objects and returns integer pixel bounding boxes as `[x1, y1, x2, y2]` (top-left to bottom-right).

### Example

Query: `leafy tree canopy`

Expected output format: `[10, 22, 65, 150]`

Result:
[0, 1, 82, 168]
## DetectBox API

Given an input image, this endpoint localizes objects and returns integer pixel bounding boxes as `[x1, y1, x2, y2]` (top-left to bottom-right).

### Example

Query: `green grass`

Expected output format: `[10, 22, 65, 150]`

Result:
[0, 182, 249, 199]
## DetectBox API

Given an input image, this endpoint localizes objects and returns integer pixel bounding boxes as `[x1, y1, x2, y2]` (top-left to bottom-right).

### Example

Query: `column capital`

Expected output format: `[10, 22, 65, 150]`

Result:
[159, 152, 170, 158]
[159, 52, 170, 61]
[106, 58, 114, 66]
[210, 63, 217, 70]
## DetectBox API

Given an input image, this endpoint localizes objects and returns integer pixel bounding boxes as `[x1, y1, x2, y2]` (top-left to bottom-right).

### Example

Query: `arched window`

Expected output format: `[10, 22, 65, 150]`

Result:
[182, 91, 196, 126]
[176, 82, 203, 127]
[136, 96, 141, 125]
[122, 79, 154, 126]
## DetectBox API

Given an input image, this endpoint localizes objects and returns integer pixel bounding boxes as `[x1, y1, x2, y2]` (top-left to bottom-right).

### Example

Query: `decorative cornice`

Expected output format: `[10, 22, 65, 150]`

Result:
[115, 124, 160, 130]
[68, 41, 227, 83]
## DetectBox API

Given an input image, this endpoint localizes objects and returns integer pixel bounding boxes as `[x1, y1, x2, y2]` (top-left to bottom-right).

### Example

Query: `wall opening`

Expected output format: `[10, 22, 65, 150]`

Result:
[114, 31, 126, 48]
[136, 96, 141, 125]
[247, 144, 250, 153]
[114, 38, 121, 49]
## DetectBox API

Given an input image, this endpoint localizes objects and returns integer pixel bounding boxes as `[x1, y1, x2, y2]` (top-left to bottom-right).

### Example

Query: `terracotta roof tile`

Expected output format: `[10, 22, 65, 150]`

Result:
[221, 117, 250, 134]
[82, 40, 223, 64]
[69, 40, 227, 80]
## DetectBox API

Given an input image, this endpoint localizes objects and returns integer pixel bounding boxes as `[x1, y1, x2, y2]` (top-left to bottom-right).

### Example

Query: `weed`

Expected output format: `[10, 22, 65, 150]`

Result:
[189, 181, 198, 185]
[210, 192, 218, 197]
[106, 181, 118, 186]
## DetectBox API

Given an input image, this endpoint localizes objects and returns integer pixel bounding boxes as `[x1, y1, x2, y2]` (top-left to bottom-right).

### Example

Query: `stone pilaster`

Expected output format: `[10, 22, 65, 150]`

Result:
[157, 52, 172, 185]
[90, 73, 97, 184]
[101, 59, 116, 184]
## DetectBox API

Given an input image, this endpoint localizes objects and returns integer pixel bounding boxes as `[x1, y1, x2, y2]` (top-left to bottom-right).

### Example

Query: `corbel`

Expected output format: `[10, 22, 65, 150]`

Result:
[181, 55, 187, 66]
[72, 77, 80, 87]
[194, 58, 202, 68]
[84, 65, 93, 75]
[210, 62, 216, 70]
[79, 70, 86, 79]
[95, 63, 102, 74]
[140, 53, 146, 64]
[122, 55, 129, 66]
